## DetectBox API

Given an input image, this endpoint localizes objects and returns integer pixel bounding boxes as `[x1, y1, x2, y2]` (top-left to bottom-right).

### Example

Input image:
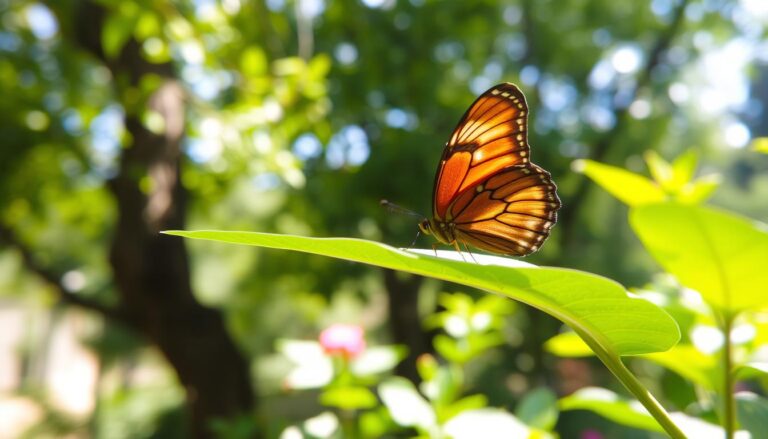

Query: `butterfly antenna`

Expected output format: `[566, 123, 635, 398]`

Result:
[409, 229, 421, 248]
[380, 199, 426, 250]
[380, 199, 424, 218]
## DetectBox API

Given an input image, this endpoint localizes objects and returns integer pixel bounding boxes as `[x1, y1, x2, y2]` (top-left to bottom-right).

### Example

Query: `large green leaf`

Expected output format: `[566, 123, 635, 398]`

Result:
[560, 388, 744, 437]
[559, 387, 664, 433]
[545, 331, 594, 357]
[546, 334, 720, 390]
[630, 203, 768, 313]
[515, 387, 558, 430]
[752, 137, 768, 154]
[379, 377, 436, 430]
[644, 344, 719, 391]
[574, 159, 665, 207]
[164, 231, 679, 357]
[736, 392, 768, 437]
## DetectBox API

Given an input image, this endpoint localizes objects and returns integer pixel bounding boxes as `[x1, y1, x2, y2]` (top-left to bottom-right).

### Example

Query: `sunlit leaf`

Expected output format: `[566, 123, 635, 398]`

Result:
[560, 387, 663, 432]
[573, 159, 665, 206]
[308, 54, 332, 79]
[141, 37, 171, 63]
[135, 12, 161, 41]
[735, 362, 768, 380]
[422, 363, 461, 407]
[379, 377, 436, 430]
[303, 412, 339, 438]
[677, 174, 721, 204]
[752, 137, 768, 154]
[320, 386, 378, 410]
[241, 46, 268, 77]
[563, 387, 719, 437]
[443, 409, 533, 439]
[416, 354, 439, 382]
[544, 332, 593, 357]
[164, 231, 680, 357]
[278, 340, 333, 389]
[274, 57, 306, 76]
[474, 294, 516, 316]
[102, 4, 141, 59]
[671, 150, 698, 189]
[434, 335, 465, 363]
[630, 203, 768, 313]
[360, 409, 391, 439]
[440, 394, 488, 423]
[278, 340, 322, 363]
[516, 387, 558, 431]
[645, 151, 675, 191]
[644, 344, 718, 390]
[547, 334, 719, 390]
[669, 412, 750, 439]
[351, 346, 407, 376]
[736, 392, 768, 437]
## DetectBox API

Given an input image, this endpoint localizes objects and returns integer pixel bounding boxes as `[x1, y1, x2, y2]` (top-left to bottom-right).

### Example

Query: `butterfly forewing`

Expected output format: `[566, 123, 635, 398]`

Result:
[434, 84, 531, 219]
[430, 83, 560, 256]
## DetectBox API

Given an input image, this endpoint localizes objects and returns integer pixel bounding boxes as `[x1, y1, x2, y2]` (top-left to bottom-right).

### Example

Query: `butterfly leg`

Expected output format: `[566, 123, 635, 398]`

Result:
[452, 241, 468, 262]
[463, 242, 479, 264]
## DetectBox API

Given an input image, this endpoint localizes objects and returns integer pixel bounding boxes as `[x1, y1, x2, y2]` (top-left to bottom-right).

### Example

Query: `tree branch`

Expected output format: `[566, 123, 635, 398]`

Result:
[559, 0, 690, 249]
[0, 222, 132, 326]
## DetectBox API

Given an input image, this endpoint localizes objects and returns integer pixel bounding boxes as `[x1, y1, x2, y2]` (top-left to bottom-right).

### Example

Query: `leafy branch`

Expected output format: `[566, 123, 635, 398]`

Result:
[0, 222, 132, 325]
[560, 0, 690, 248]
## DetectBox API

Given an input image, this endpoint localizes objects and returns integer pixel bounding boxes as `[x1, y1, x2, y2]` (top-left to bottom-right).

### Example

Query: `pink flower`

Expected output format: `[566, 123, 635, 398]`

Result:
[581, 430, 603, 439]
[319, 324, 366, 359]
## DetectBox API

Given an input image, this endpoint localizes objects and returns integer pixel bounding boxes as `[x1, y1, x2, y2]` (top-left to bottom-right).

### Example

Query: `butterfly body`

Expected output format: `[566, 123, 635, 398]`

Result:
[423, 83, 560, 256]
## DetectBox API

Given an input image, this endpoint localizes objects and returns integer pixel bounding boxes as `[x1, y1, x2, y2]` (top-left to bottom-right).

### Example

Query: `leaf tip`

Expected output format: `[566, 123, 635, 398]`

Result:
[571, 159, 587, 173]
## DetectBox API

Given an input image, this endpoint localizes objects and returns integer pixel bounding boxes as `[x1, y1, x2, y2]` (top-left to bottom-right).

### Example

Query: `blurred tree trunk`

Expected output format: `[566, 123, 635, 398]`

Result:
[59, 2, 256, 437]
[384, 270, 432, 382]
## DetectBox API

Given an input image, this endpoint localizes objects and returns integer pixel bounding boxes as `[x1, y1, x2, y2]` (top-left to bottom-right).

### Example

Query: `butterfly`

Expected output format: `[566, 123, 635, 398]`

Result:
[418, 83, 561, 256]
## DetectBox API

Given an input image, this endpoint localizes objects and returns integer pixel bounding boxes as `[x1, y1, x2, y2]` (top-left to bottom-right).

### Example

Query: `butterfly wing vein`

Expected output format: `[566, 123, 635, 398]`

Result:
[430, 83, 561, 256]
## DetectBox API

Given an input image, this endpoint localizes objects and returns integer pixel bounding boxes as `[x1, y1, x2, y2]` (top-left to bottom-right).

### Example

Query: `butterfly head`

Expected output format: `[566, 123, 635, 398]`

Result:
[418, 219, 432, 236]
[419, 218, 455, 246]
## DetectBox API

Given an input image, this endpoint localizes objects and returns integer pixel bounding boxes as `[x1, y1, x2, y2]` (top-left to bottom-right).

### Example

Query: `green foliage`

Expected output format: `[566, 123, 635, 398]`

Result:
[752, 138, 768, 154]
[4, 0, 767, 437]
[559, 387, 664, 433]
[631, 203, 768, 313]
[320, 386, 378, 411]
[568, 153, 768, 438]
[101, 3, 143, 59]
[575, 158, 667, 206]
[736, 392, 768, 437]
[515, 388, 559, 431]
[378, 377, 436, 432]
[575, 151, 721, 206]
[274, 291, 550, 438]
[377, 292, 553, 438]
[166, 230, 684, 436]
[425, 293, 513, 364]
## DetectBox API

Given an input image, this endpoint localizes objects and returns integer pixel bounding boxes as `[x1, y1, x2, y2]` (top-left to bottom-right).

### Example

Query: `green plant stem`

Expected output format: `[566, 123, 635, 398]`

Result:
[722, 314, 735, 439]
[576, 329, 687, 439]
[340, 409, 359, 439]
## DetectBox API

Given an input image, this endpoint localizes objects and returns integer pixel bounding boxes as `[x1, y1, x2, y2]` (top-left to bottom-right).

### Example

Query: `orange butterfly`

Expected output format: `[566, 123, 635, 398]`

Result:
[418, 83, 561, 256]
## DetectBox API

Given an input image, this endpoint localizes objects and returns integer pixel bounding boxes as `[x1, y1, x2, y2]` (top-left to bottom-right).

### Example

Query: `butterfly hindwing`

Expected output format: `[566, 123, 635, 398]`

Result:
[452, 165, 560, 256]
